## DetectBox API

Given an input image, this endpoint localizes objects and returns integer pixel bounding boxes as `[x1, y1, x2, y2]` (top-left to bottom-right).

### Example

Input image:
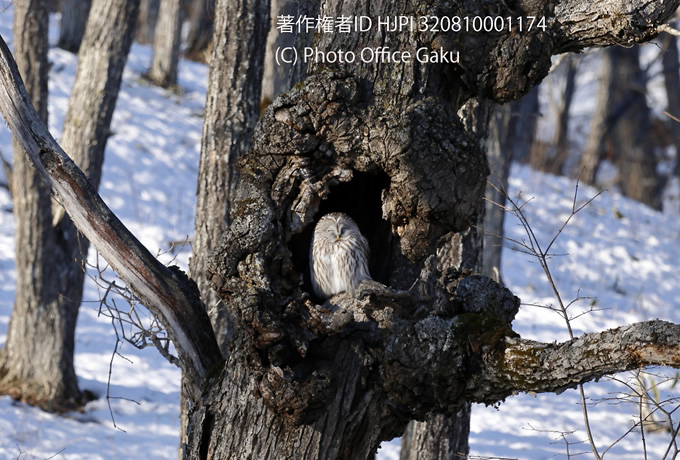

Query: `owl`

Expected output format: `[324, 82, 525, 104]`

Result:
[310, 212, 371, 299]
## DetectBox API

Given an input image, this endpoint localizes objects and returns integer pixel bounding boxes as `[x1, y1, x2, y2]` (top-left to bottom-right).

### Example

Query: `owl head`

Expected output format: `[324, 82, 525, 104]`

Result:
[315, 212, 362, 243]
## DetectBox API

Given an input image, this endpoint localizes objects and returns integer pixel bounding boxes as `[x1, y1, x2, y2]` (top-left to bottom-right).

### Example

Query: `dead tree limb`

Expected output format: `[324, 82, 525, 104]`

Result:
[0, 35, 221, 401]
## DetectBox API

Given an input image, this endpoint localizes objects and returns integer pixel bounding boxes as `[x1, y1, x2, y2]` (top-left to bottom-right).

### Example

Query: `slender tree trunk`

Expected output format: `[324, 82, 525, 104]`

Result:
[509, 86, 539, 164]
[136, 0, 159, 44]
[58, 0, 92, 53]
[147, 0, 183, 87]
[0, 0, 81, 412]
[0, 0, 140, 413]
[661, 32, 680, 179]
[580, 49, 613, 185]
[609, 46, 662, 209]
[261, 0, 296, 108]
[184, 0, 214, 61]
[189, 0, 269, 351]
[549, 55, 578, 176]
[60, 0, 140, 191]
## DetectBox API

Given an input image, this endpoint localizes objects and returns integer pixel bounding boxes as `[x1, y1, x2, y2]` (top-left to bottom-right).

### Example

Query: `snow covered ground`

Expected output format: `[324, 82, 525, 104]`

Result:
[0, 5, 679, 460]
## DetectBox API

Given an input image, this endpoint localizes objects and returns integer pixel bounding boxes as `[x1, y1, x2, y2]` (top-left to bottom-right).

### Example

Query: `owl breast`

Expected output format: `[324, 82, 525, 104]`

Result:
[310, 213, 371, 299]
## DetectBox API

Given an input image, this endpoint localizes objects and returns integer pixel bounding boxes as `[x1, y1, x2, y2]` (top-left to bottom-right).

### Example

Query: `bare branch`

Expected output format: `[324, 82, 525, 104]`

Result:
[468, 320, 680, 405]
[0, 34, 221, 401]
[659, 23, 680, 37]
[554, 0, 680, 52]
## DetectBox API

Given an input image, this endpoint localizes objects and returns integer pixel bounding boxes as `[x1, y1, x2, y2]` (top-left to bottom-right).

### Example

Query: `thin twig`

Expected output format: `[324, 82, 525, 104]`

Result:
[659, 23, 680, 37]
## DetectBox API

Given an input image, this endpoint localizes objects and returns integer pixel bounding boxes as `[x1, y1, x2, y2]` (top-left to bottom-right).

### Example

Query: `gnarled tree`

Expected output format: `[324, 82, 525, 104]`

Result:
[1, 0, 680, 458]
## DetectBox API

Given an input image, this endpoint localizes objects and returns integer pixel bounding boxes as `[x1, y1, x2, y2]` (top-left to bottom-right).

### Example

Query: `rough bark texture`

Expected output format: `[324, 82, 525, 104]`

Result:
[183, 0, 680, 458]
[58, 0, 92, 53]
[0, 35, 222, 401]
[400, 410, 471, 460]
[147, 0, 183, 88]
[182, 0, 269, 453]
[0, 0, 83, 412]
[189, 0, 269, 351]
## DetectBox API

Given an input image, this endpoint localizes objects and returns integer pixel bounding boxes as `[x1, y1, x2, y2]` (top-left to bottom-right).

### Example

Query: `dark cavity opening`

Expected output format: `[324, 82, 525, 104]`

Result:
[289, 170, 393, 298]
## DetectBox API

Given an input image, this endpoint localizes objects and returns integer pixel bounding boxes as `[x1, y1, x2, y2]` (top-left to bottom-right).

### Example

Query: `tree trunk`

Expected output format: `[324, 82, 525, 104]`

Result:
[509, 86, 539, 164]
[0, 0, 81, 412]
[261, 0, 296, 108]
[661, 31, 680, 178]
[136, 0, 159, 44]
[400, 410, 471, 460]
[549, 55, 578, 176]
[609, 46, 662, 209]
[0, 0, 141, 413]
[189, 0, 269, 351]
[181, 0, 269, 453]
[147, 0, 183, 87]
[580, 49, 612, 185]
[58, 0, 92, 53]
[181, 1, 680, 457]
[53, 0, 141, 355]
[184, 0, 214, 62]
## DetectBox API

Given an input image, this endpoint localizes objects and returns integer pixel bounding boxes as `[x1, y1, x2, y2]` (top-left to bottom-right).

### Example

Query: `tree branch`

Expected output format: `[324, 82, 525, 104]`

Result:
[468, 320, 680, 406]
[0, 34, 222, 400]
[553, 0, 680, 52]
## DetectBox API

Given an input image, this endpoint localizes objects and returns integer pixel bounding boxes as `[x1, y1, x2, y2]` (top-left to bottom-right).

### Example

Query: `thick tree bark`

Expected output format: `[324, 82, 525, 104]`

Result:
[400, 410, 471, 460]
[183, 0, 680, 458]
[399, 99, 494, 460]
[147, 0, 183, 88]
[182, 0, 269, 453]
[58, 0, 92, 53]
[0, 0, 81, 412]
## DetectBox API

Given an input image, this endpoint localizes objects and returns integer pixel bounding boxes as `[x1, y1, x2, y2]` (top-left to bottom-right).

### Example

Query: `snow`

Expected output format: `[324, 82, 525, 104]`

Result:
[0, 5, 678, 460]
